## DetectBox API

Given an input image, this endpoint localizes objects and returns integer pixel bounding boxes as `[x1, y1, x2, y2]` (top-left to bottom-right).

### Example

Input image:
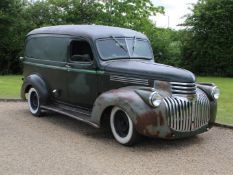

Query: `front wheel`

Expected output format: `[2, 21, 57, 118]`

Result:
[110, 106, 140, 146]
[28, 87, 41, 116]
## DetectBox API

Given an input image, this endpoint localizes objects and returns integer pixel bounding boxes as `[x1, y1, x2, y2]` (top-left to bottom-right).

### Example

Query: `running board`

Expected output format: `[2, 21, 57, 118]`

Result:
[41, 105, 99, 128]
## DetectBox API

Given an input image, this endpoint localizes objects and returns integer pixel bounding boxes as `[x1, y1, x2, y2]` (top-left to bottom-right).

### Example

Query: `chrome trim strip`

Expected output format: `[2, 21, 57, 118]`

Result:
[110, 75, 149, 85]
[110, 77, 147, 84]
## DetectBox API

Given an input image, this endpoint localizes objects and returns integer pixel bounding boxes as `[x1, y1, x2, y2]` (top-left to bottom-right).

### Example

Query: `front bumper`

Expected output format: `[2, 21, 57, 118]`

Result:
[167, 124, 210, 139]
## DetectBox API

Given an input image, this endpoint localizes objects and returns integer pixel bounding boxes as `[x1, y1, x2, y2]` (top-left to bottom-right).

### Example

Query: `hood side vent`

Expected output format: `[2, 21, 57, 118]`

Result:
[110, 75, 149, 86]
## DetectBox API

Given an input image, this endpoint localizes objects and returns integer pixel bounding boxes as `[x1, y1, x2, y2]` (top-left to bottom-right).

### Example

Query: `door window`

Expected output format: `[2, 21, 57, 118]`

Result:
[70, 40, 93, 62]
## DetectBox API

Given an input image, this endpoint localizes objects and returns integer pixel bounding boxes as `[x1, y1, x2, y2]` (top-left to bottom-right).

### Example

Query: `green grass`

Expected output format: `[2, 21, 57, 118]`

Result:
[197, 77, 233, 125]
[0, 75, 232, 124]
[0, 75, 22, 99]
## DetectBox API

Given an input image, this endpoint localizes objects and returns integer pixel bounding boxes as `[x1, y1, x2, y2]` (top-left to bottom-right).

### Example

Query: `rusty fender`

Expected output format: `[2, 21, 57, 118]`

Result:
[90, 86, 172, 138]
[197, 83, 218, 128]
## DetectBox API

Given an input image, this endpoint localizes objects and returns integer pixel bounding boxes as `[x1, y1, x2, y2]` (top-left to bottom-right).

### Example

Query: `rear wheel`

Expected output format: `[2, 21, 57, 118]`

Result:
[110, 106, 140, 146]
[28, 88, 41, 116]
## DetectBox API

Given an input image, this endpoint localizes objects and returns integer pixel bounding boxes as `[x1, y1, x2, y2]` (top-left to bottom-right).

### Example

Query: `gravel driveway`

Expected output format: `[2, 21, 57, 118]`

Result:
[0, 101, 232, 175]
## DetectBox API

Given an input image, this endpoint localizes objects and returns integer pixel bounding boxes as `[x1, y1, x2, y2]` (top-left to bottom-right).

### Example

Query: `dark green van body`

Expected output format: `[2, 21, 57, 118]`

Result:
[21, 25, 217, 139]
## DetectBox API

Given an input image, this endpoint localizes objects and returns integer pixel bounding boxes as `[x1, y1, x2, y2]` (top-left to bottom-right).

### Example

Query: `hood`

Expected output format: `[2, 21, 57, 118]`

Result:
[102, 59, 195, 83]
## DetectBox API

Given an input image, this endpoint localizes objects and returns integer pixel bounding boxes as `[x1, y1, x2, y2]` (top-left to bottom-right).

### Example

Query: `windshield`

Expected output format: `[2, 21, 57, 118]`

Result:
[96, 37, 153, 60]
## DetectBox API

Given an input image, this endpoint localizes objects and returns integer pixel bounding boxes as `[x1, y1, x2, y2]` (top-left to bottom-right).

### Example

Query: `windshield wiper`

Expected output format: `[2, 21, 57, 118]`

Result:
[131, 36, 137, 57]
[111, 36, 128, 53]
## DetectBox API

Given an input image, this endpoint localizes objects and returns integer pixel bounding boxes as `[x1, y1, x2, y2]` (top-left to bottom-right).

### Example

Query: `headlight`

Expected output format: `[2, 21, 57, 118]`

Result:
[149, 91, 162, 107]
[211, 86, 220, 99]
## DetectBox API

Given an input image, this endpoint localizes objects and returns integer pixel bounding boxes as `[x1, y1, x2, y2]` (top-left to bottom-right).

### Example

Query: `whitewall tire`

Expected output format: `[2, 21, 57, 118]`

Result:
[28, 88, 41, 116]
[110, 106, 140, 146]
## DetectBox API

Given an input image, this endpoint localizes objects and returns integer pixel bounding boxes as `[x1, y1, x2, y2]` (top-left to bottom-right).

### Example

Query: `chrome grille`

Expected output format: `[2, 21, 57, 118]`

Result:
[164, 90, 210, 131]
[170, 82, 196, 95]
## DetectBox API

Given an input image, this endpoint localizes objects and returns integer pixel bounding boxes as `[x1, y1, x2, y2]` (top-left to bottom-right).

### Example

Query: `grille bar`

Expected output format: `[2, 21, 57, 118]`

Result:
[170, 82, 196, 86]
[164, 91, 210, 131]
[172, 85, 196, 90]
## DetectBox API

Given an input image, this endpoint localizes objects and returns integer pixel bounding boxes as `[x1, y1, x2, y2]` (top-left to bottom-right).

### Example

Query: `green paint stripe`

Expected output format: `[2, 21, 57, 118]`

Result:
[24, 61, 105, 75]
[24, 61, 67, 71]
[96, 71, 105, 75]
[68, 68, 104, 75]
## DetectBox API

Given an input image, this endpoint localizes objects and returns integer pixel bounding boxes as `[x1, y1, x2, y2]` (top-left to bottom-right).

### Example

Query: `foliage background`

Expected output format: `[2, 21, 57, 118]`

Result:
[182, 0, 233, 77]
[0, 0, 232, 77]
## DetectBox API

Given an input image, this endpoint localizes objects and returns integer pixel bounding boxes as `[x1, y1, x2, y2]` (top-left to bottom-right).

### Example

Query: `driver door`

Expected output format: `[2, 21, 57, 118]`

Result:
[66, 39, 98, 108]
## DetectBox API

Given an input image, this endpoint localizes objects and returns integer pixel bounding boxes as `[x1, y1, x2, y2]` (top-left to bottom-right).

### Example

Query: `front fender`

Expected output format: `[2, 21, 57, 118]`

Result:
[91, 87, 172, 138]
[21, 74, 49, 105]
[197, 83, 218, 127]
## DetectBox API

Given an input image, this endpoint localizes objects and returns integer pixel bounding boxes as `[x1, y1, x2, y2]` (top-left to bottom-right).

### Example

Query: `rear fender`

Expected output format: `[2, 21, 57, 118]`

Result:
[21, 74, 49, 105]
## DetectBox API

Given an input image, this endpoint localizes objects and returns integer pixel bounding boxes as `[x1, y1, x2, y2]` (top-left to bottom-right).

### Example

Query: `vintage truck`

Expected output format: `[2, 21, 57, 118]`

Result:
[21, 25, 219, 145]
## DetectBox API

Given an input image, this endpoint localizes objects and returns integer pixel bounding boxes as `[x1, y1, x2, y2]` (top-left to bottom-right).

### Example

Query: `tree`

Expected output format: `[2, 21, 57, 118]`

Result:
[0, 0, 27, 74]
[182, 0, 233, 76]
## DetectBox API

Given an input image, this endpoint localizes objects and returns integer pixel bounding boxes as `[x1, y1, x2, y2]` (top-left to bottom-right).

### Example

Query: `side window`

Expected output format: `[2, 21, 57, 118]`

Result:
[70, 40, 93, 62]
[25, 36, 68, 62]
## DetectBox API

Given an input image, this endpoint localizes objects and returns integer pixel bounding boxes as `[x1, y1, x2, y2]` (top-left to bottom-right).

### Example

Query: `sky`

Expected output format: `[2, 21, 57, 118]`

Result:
[151, 0, 198, 29]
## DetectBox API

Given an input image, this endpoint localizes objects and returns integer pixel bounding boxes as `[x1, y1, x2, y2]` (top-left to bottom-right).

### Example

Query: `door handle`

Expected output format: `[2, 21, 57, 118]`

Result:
[65, 64, 71, 68]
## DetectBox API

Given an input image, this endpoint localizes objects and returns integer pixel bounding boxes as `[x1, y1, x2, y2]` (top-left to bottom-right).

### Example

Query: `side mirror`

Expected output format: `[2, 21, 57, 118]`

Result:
[71, 54, 91, 62]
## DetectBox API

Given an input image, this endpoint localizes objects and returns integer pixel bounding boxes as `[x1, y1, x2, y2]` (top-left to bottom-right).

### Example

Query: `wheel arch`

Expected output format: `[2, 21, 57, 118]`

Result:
[100, 106, 114, 130]
[90, 87, 171, 138]
[90, 87, 155, 128]
[21, 74, 49, 105]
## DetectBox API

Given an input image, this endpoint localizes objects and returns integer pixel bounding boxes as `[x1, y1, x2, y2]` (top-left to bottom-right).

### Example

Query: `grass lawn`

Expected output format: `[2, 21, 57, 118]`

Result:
[0, 75, 22, 99]
[0, 75, 232, 124]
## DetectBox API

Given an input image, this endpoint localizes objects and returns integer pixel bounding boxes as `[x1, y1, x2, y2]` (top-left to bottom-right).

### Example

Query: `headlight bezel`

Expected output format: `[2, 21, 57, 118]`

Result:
[149, 91, 162, 107]
[211, 86, 220, 100]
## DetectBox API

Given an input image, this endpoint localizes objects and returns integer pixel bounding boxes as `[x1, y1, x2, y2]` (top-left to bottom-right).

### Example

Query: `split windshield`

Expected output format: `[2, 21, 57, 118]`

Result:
[96, 37, 153, 60]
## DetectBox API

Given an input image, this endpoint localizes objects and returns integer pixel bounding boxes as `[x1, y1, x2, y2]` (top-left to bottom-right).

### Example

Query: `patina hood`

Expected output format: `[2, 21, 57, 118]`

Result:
[102, 59, 196, 83]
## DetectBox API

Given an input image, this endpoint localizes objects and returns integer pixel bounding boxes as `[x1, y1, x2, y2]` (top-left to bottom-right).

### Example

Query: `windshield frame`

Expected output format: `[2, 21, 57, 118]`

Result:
[95, 37, 154, 61]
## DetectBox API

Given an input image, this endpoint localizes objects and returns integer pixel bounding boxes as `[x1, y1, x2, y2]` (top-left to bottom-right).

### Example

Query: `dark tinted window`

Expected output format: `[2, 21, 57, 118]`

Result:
[70, 40, 93, 62]
[25, 37, 68, 62]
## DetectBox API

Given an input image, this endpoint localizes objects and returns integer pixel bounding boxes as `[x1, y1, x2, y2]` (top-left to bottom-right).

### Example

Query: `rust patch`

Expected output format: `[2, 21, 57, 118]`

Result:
[108, 89, 136, 103]
[154, 81, 171, 92]
[154, 81, 172, 97]
[109, 89, 127, 94]
[154, 131, 160, 137]
[159, 111, 164, 126]
[143, 129, 150, 136]
[136, 110, 165, 136]
[165, 133, 174, 139]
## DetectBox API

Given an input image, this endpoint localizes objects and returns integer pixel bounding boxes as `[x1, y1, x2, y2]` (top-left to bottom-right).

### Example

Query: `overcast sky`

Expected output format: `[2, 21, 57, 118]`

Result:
[151, 0, 198, 29]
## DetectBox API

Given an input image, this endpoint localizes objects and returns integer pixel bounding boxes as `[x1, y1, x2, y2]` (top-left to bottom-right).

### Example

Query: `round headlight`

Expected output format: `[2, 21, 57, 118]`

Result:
[211, 86, 220, 99]
[149, 91, 162, 107]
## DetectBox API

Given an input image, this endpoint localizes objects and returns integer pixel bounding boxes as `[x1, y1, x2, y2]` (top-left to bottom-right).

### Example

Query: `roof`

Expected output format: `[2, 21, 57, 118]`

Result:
[27, 25, 148, 40]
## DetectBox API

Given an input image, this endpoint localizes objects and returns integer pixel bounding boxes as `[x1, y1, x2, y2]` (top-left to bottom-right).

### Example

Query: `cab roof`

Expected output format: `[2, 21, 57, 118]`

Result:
[27, 25, 148, 40]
